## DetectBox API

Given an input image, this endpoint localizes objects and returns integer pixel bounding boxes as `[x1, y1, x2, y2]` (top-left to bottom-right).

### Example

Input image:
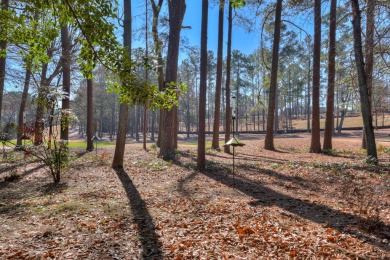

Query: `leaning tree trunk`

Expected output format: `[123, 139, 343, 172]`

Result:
[350, 0, 377, 160]
[112, 0, 131, 168]
[323, 0, 337, 150]
[159, 0, 186, 160]
[211, 0, 225, 150]
[264, 0, 283, 150]
[224, 1, 233, 154]
[310, 0, 322, 153]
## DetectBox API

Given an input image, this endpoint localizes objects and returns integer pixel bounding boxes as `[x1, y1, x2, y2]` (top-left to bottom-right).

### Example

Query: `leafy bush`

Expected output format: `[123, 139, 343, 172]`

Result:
[23, 140, 69, 183]
[15, 89, 72, 183]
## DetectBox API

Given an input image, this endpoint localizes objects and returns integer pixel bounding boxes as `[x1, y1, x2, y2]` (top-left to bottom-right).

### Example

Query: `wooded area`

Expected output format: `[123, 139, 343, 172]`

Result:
[0, 0, 389, 258]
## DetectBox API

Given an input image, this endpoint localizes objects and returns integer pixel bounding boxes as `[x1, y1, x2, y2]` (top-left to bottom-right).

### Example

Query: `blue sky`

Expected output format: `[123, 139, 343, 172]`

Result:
[181, 1, 260, 56]
[132, 1, 261, 58]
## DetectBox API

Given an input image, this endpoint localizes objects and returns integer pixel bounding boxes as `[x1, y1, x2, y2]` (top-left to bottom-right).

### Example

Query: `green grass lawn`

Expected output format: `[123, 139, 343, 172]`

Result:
[68, 141, 114, 148]
[5, 140, 115, 148]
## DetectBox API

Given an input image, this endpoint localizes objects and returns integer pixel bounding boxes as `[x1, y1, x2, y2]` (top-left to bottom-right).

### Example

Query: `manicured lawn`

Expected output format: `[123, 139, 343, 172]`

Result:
[68, 141, 114, 148]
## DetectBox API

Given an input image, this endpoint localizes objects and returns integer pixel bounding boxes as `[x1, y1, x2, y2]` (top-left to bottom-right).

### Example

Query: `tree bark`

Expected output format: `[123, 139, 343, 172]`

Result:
[306, 52, 311, 132]
[323, 0, 337, 150]
[143, 0, 149, 150]
[211, 0, 224, 150]
[150, 0, 164, 147]
[34, 63, 49, 145]
[112, 0, 131, 168]
[143, 105, 147, 150]
[264, 0, 282, 150]
[350, 0, 377, 160]
[310, 0, 322, 153]
[86, 77, 94, 151]
[135, 106, 140, 142]
[159, 0, 186, 160]
[17, 67, 31, 146]
[197, 0, 208, 170]
[0, 0, 8, 126]
[60, 24, 71, 141]
[224, 1, 232, 154]
[361, 0, 375, 149]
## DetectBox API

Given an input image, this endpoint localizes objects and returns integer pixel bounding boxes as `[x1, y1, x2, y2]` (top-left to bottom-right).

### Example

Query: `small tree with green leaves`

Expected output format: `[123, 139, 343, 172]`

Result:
[20, 89, 72, 183]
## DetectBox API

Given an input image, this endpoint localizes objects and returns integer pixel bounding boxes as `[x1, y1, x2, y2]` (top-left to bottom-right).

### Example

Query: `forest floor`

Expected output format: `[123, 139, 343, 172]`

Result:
[0, 130, 390, 259]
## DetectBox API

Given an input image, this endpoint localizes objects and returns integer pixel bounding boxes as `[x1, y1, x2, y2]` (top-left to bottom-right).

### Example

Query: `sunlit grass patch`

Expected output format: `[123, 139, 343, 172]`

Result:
[68, 141, 114, 148]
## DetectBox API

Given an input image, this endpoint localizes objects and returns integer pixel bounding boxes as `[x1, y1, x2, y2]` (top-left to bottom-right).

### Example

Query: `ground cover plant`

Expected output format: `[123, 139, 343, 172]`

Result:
[0, 131, 389, 259]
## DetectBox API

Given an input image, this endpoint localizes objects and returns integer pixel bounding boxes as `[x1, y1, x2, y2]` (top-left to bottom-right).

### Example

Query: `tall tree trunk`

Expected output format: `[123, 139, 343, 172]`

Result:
[0, 0, 8, 126]
[86, 77, 94, 151]
[310, 0, 322, 153]
[264, 0, 282, 150]
[143, 0, 149, 150]
[60, 24, 71, 141]
[350, 0, 377, 160]
[236, 65, 240, 134]
[135, 106, 140, 141]
[173, 105, 178, 148]
[323, 0, 337, 150]
[143, 107, 147, 148]
[34, 63, 49, 145]
[306, 54, 311, 132]
[159, 0, 186, 160]
[361, 0, 375, 149]
[197, 0, 208, 170]
[150, 0, 164, 147]
[151, 110, 155, 141]
[112, 0, 131, 168]
[274, 89, 279, 132]
[186, 87, 190, 138]
[110, 95, 116, 140]
[17, 67, 31, 146]
[224, 1, 233, 154]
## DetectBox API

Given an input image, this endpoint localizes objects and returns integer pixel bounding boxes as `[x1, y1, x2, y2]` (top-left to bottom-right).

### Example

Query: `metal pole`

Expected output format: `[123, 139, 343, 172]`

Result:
[233, 146, 235, 182]
[231, 96, 237, 183]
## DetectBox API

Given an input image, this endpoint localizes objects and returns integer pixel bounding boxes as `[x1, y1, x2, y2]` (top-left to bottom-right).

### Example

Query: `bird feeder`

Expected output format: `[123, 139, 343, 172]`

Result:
[224, 96, 245, 182]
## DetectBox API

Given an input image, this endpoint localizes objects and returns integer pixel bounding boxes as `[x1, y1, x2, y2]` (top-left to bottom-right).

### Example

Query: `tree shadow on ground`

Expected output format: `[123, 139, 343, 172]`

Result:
[0, 163, 25, 174]
[114, 168, 163, 259]
[235, 163, 315, 190]
[39, 182, 68, 195]
[199, 164, 390, 252]
[176, 171, 198, 197]
[206, 151, 293, 165]
[0, 164, 46, 191]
